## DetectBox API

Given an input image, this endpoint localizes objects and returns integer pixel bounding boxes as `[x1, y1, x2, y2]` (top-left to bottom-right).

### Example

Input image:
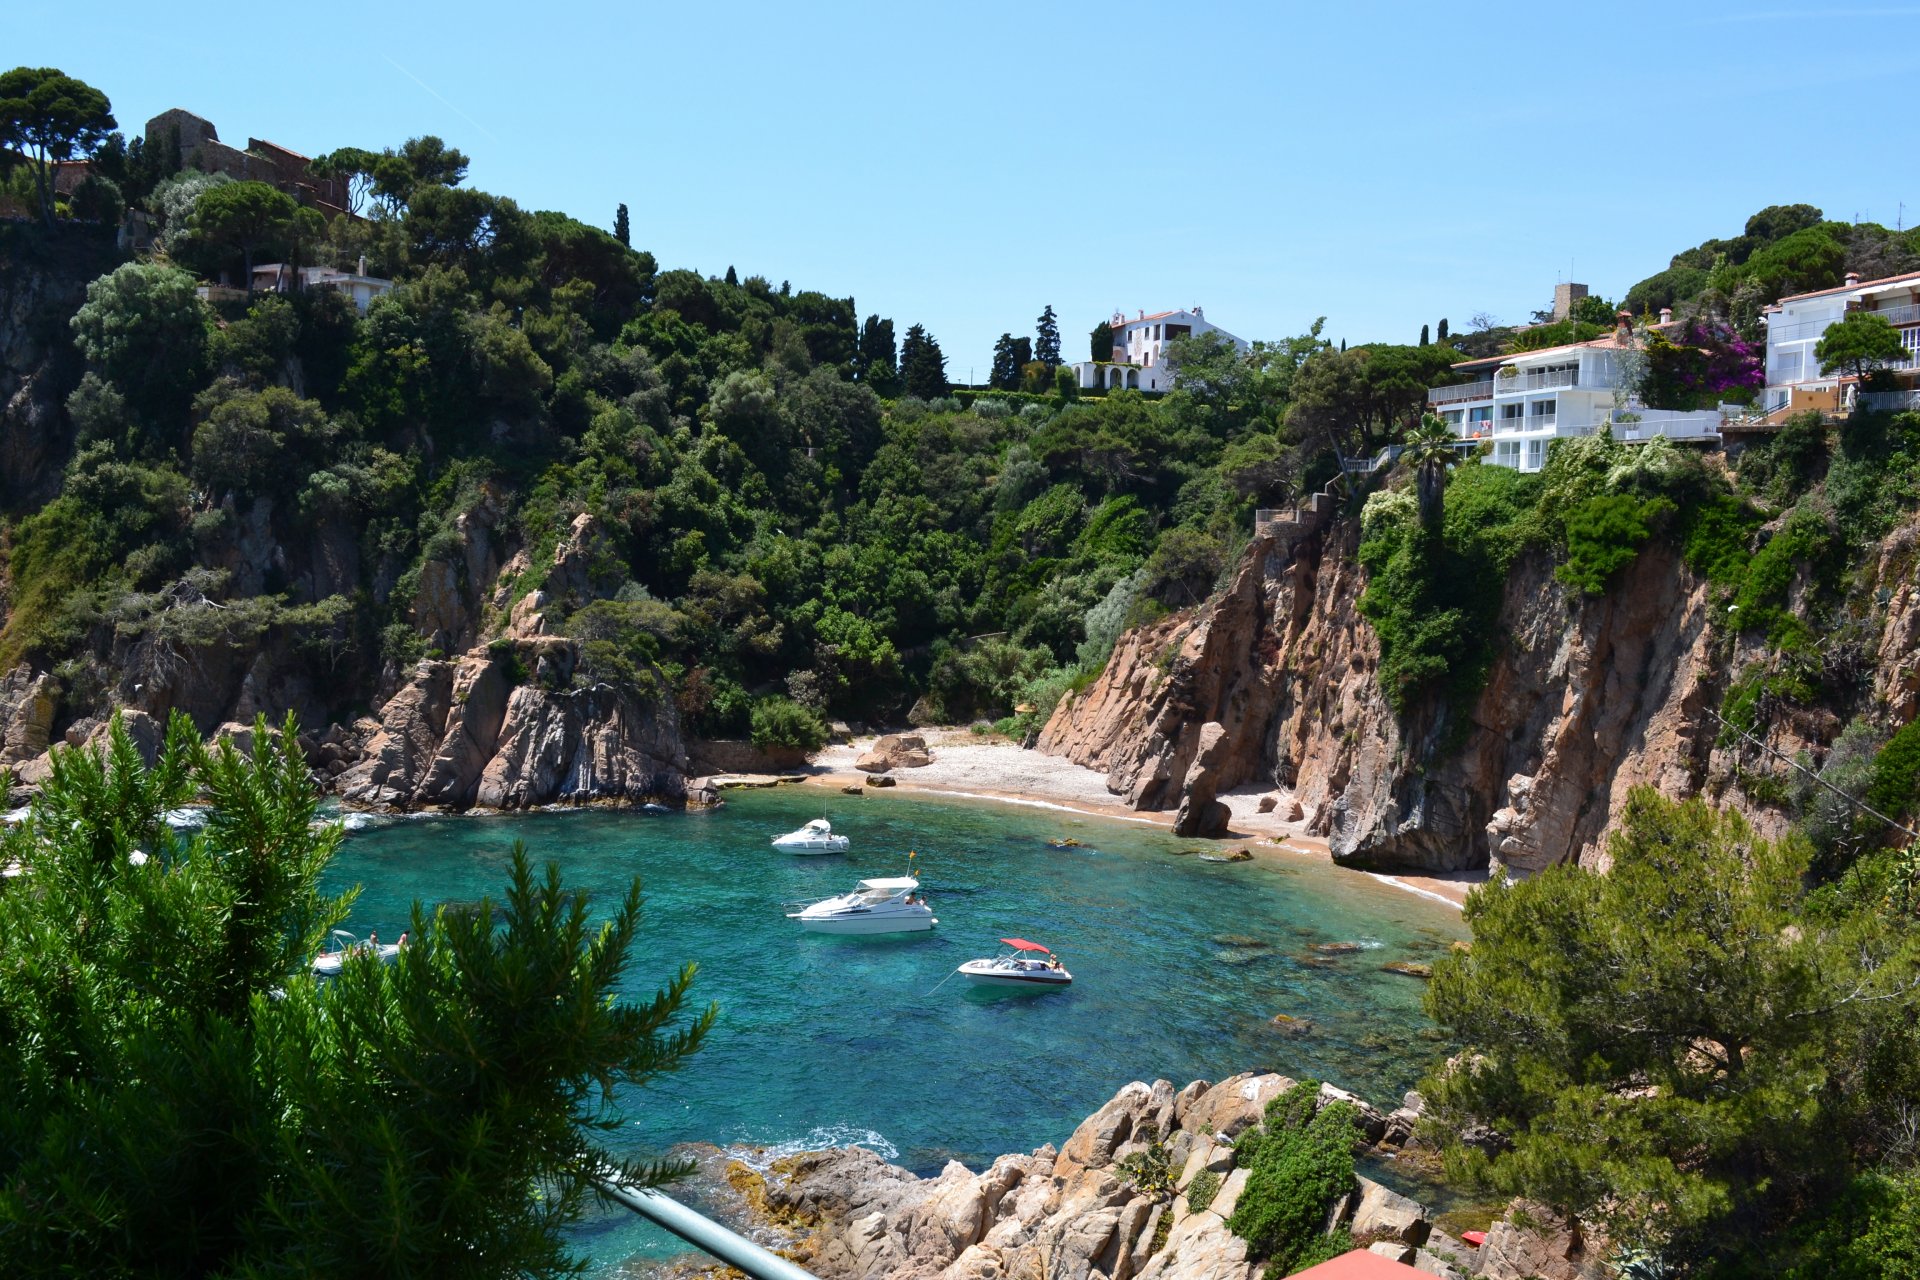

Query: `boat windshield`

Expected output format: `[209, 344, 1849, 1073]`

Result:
[856, 887, 903, 905]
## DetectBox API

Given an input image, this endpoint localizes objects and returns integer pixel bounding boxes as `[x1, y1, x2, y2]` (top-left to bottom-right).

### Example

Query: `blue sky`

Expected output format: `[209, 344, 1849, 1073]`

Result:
[15, 1, 1917, 377]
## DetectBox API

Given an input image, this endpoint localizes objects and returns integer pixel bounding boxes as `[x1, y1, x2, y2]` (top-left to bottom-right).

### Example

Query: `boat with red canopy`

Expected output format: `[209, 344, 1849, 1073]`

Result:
[956, 938, 1073, 989]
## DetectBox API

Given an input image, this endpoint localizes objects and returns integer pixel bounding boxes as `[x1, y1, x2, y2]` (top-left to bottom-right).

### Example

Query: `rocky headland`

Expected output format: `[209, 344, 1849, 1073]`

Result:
[667, 1073, 1608, 1280]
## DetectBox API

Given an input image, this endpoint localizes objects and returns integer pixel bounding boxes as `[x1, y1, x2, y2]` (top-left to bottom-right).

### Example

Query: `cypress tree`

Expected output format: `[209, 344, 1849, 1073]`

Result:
[725, 265, 738, 286]
[857, 314, 896, 388]
[1420, 323, 1430, 346]
[1437, 317, 1450, 342]
[990, 334, 1021, 390]
[900, 324, 949, 399]
[1035, 304, 1061, 368]
[1090, 320, 1114, 362]
[614, 202, 630, 248]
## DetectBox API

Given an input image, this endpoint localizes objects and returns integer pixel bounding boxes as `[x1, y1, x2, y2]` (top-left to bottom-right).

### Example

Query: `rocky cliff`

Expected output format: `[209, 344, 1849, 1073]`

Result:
[1039, 509, 1920, 875]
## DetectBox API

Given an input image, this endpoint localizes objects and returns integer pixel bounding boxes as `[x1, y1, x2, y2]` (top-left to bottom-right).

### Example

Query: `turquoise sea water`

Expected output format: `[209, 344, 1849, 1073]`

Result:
[322, 787, 1466, 1272]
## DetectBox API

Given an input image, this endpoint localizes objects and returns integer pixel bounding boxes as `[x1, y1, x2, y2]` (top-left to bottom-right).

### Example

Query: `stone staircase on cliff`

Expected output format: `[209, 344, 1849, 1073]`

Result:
[1253, 445, 1400, 552]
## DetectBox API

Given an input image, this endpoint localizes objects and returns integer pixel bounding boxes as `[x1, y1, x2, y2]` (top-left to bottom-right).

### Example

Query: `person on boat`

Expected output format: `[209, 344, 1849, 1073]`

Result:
[397, 931, 408, 950]
[367, 929, 379, 954]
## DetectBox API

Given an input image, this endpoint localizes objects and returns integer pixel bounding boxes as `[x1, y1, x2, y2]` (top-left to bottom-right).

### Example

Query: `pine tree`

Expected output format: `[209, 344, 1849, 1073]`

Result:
[1035, 304, 1061, 368]
[899, 324, 949, 399]
[0, 713, 712, 1273]
[614, 202, 630, 248]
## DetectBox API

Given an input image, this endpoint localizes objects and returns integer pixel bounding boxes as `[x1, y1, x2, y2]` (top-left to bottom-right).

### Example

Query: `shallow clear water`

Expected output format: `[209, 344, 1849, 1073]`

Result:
[323, 787, 1465, 1272]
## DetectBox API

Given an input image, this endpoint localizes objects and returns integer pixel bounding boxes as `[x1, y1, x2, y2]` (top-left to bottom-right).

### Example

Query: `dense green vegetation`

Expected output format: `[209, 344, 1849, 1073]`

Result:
[0, 69, 1489, 741]
[1426, 789, 1920, 1277]
[1623, 202, 1920, 332]
[0, 714, 711, 1275]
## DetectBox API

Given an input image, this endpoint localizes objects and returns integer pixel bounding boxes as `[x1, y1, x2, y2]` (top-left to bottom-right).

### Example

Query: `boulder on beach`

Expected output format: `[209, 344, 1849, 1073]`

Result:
[854, 733, 932, 773]
[865, 774, 897, 788]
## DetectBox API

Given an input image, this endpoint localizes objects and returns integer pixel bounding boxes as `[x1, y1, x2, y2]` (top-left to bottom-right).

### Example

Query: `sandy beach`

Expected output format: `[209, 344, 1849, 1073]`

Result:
[785, 728, 1485, 909]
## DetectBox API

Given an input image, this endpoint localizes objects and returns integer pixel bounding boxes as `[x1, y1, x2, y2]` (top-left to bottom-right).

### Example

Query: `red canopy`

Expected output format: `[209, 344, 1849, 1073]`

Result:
[1001, 938, 1051, 953]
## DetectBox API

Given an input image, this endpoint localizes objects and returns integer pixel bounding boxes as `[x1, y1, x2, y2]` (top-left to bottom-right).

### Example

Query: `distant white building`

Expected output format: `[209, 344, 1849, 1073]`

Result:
[1072, 307, 1248, 392]
[1427, 322, 1725, 473]
[1761, 269, 1920, 417]
[248, 257, 394, 314]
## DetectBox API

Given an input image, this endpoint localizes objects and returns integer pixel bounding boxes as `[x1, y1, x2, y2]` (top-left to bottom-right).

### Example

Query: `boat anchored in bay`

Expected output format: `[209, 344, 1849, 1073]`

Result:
[787, 875, 936, 934]
[957, 938, 1072, 989]
[311, 928, 402, 977]
[772, 817, 850, 854]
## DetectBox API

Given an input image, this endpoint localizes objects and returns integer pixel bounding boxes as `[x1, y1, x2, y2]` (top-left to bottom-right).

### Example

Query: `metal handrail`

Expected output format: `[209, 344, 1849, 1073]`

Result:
[596, 1178, 823, 1280]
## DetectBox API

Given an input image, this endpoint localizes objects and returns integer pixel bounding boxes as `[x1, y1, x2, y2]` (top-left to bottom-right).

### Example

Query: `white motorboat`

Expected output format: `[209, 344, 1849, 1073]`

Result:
[311, 929, 401, 977]
[957, 938, 1073, 989]
[787, 876, 935, 934]
[772, 817, 850, 854]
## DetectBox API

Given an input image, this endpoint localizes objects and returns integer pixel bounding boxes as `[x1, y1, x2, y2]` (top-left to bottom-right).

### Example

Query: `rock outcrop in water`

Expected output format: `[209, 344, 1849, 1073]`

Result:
[692, 1074, 1603, 1280]
[1038, 509, 1920, 875]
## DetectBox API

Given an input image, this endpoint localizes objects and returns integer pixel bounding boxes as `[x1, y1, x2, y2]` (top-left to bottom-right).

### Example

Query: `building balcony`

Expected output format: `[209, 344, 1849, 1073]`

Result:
[1493, 367, 1580, 394]
[1866, 301, 1920, 328]
[1610, 407, 1722, 442]
[1428, 378, 1495, 406]
[1860, 389, 1920, 413]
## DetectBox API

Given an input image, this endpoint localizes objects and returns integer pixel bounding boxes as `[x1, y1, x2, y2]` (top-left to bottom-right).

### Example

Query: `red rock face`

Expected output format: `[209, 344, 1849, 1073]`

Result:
[1039, 511, 1920, 875]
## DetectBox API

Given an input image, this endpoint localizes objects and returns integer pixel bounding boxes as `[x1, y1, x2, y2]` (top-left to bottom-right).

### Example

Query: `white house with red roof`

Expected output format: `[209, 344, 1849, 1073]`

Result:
[1073, 307, 1248, 392]
[1761, 268, 1920, 416]
[1427, 319, 1725, 472]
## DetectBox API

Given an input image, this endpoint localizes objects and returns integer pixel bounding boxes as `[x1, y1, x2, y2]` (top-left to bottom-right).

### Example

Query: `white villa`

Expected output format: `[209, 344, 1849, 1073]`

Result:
[1072, 307, 1248, 392]
[1428, 322, 1725, 473]
[1761, 269, 1920, 417]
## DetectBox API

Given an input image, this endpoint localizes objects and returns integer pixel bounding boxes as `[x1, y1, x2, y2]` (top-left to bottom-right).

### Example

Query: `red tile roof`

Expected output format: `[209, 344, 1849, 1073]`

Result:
[1284, 1247, 1430, 1278]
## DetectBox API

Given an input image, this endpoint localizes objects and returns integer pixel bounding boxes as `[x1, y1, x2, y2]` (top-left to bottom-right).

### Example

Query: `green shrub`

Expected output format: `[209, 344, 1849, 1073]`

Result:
[1737, 411, 1828, 505]
[1682, 493, 1764, 587]
[1868, 721, 1920, 821]
[1781, 1173, 1920, 1280]
[1556, 494, 1673, 596]
[1187, 1167, 1222, 1213]
[748, 696, 828, 754]
[1730, 506, 1839, 648]
[1116, 1138, 1178, 1199]
[1225, 1080, 1358, 1271]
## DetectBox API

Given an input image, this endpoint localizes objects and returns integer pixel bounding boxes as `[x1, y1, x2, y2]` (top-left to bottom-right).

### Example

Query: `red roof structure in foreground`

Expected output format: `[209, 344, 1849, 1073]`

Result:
[1284, 1247, 1430, 1278]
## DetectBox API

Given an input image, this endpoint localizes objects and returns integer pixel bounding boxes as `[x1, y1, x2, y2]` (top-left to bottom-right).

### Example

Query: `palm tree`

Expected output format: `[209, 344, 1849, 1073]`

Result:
[1402, 412, 1459, 529]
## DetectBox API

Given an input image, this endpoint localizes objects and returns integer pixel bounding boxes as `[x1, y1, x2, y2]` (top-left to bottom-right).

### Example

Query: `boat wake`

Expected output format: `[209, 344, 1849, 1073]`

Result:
[725, 1125, 900, 1169]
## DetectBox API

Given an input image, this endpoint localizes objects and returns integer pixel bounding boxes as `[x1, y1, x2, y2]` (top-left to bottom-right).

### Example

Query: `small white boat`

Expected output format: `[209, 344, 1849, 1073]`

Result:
[787, 876, 935, 934]
[311, 929, 401, 977]
[957, 938, 1073, 989]
[772, 817, 850, 854]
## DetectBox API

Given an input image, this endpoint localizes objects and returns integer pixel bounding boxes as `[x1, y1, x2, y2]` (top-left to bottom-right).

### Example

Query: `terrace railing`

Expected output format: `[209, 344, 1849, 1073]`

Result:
[1427, 378, 1496, 405]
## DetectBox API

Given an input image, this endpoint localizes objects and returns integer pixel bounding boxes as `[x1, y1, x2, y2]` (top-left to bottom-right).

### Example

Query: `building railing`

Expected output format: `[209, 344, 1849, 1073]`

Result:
[1860, 389, 1920, 413]
[1869, 301, 1920, 328]
[596, 1177, 822, 1280]
[1495, 367, 1578, 393]
[1428, 378, 1496, 405]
